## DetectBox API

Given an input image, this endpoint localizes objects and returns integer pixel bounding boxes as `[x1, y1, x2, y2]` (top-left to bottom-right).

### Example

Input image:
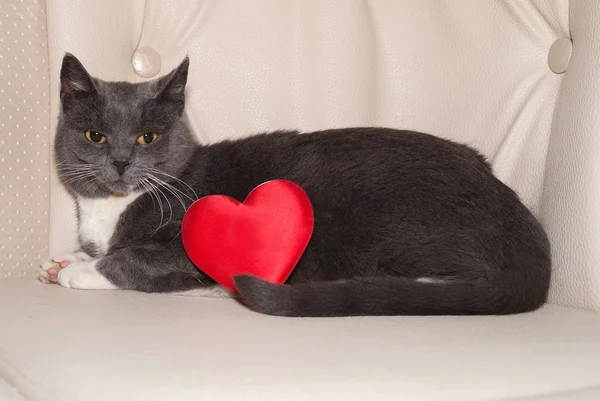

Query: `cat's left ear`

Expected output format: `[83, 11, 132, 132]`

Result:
[60, 53, 97, 104]
[155, 57, 189, 110]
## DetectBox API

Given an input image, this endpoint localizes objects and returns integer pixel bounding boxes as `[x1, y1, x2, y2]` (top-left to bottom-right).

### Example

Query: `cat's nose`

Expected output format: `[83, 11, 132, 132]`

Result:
[112, 160, 130, 176]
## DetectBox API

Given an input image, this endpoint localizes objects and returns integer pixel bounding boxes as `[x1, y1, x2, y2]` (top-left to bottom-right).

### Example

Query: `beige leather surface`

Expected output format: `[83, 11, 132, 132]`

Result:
[0, 0, 50, 279]
[1, 280, 600, 401]
[46, 0, 569, 254]
[3, 2, 600, 401]
[542, 0, 600, 312]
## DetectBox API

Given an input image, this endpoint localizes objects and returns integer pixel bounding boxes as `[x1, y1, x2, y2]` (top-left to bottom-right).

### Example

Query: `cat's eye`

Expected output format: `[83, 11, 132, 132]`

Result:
[85, 130, 106, 144]
[137, 132, 158, 145]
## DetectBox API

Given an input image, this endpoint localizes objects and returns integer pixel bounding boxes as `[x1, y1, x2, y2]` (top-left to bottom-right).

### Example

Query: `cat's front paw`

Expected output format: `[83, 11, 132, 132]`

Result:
[39, 252, 92, 284]
[57, 260, 117, 290]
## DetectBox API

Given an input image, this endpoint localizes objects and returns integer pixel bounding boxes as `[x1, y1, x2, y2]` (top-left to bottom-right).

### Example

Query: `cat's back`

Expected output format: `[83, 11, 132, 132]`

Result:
[192, 127, 503, 212]
[204, 127, 491, 173]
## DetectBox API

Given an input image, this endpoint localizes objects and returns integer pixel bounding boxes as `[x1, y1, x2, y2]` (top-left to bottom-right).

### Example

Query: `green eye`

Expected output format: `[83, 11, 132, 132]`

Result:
[137, 132, 158, 145]
[85, 130, 106, 144]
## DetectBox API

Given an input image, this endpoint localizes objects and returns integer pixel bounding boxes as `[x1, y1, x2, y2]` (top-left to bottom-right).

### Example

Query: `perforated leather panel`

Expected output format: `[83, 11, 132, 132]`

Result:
[0, 0, 50, 279]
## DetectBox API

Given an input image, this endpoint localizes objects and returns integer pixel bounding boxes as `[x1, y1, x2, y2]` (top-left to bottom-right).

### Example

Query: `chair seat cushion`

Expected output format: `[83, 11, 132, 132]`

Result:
[1, 280, 599, 401]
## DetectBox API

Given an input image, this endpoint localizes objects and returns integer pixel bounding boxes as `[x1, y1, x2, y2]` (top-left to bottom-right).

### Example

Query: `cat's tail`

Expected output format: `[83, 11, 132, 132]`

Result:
[233, 269, 549, 317]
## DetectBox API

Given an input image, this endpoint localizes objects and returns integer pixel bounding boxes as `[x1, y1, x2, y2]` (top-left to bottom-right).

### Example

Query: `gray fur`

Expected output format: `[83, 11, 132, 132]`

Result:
[54, 54, 551, 316]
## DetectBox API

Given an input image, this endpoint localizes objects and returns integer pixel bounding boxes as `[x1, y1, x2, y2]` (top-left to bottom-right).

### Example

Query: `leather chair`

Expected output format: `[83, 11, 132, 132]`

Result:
[1, 1, 599, 399]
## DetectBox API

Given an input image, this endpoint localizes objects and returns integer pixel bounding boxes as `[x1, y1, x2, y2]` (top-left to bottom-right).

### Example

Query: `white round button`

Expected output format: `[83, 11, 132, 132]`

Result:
[548, 38, 572, 74]
[131, 47, 162, 78]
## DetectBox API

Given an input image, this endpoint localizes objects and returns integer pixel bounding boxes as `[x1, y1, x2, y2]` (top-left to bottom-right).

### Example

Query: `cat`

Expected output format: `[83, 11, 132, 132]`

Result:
[39, 53, 551, 317]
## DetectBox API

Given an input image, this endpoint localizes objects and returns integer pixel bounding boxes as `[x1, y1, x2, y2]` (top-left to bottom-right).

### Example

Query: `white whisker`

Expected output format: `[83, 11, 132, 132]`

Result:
[61, 172, 98, 186]
[147, 175, 189, 212]
[142, 177, 166, 231]
[81, 176, 101, 194]
[137, 179, 156, 211]
[147, 168, 198, 200]
[147, 176, 173, 228]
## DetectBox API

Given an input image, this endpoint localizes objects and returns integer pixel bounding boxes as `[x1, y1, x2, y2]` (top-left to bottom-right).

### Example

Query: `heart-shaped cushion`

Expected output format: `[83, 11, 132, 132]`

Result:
[181, 180, 314, 292]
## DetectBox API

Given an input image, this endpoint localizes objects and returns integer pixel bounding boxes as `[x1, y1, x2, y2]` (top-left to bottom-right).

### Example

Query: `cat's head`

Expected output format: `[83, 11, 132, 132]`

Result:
[55, 53, 197, 198]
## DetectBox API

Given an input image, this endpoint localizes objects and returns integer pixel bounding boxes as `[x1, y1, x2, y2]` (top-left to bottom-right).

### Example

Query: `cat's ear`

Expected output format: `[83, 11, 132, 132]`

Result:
[154, 57, 189, 108]
[60, 53, 97, 102]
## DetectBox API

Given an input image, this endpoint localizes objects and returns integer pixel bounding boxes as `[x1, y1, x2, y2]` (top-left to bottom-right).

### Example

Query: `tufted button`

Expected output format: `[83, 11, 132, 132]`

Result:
[548, 38, 572, 74]
[131, 47, 162, 78]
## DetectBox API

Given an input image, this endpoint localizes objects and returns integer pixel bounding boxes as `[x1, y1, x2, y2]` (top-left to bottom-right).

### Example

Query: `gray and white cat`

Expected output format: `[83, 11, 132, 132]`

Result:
[39, 54, 551, 317]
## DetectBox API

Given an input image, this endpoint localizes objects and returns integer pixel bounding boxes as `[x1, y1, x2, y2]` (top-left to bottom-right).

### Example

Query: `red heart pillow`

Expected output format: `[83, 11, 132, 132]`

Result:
[181, 180, 314, 292]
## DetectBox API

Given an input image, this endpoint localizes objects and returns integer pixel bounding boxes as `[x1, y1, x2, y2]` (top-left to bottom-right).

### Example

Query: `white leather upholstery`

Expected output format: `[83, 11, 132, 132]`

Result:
[1, 280, 600, 401]
[47, 0, 569, 255]
[542, 0, 600, 311]
[2, 0, 600, 400]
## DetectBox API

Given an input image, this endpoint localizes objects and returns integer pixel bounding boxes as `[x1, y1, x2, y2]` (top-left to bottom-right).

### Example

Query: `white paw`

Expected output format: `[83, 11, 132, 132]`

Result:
[39, 252, 93, 284]
[57, 260, 117, 290]
[38, 263, 59, 284]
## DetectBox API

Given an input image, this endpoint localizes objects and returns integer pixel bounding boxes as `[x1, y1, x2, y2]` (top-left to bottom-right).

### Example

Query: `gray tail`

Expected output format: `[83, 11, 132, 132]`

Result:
[233, 271, 549, 317]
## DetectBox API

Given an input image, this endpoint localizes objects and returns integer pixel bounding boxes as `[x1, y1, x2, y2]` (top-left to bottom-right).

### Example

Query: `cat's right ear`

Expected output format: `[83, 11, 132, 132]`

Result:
[153, 57, 189, 114]
[60, 53, 97, 104]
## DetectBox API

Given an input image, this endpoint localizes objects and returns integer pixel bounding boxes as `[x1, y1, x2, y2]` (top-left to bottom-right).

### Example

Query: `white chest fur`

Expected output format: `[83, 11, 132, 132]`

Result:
[77, 192, 142, 255]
